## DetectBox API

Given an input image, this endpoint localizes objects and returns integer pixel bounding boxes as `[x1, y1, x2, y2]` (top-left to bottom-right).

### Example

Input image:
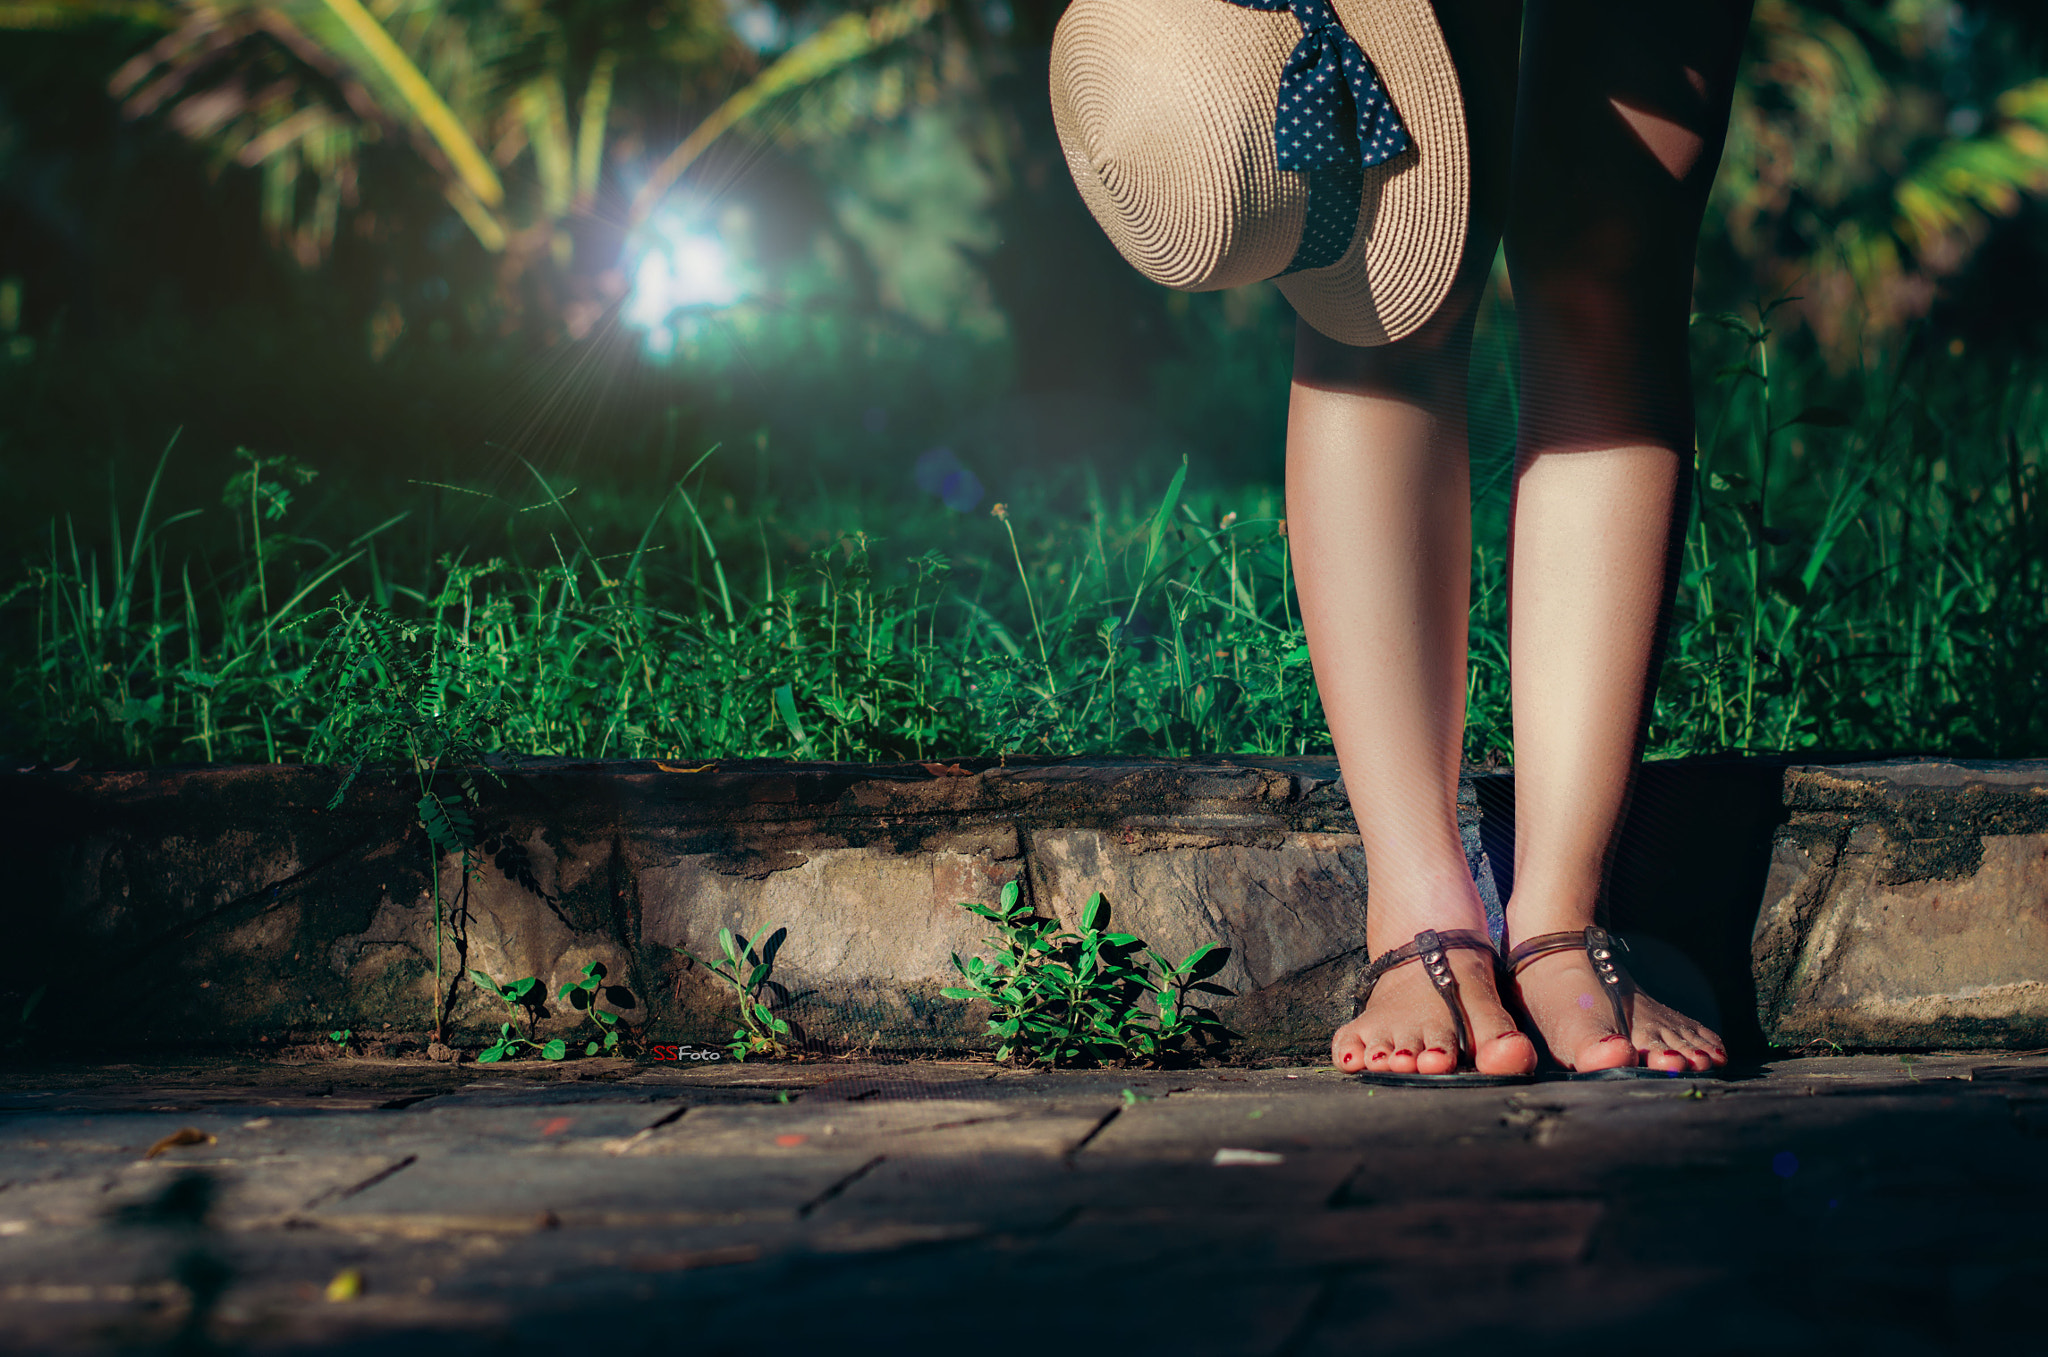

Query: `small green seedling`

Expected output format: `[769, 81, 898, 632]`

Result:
[328, 1028, 353, 1046]
[675, 925, 791, 1061]
[944, 885, 1232, 1068]
[559, 961, 627, 1057]
[468, 970, 566, 1063]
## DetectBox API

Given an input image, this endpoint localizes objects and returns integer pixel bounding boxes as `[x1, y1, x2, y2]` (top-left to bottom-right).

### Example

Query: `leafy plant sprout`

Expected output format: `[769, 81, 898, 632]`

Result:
[468, 970, 566, 1063]
[676, 926, 791, 1061]
[301, 597, 510, 1041]
[559, 961, 631, 1057]
[943, 883, 1232, 1069]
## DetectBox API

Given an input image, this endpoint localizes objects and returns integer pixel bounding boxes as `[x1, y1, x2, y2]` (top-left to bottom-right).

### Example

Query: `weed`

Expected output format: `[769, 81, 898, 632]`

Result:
[468, 969, 566, 1062]
[943, 883, 1232, 1068]
[301, 596, 510, 1038]
[558, 960, 632, 1057]
[327, 1028, 352, 1048]
[676, 926, 791, 1061]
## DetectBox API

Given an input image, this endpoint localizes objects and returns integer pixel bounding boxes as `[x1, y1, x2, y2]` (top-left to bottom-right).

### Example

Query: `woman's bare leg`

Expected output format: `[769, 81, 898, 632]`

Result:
[1502, 1, 1751, 1073]
[1296, 1, 1531, 1076]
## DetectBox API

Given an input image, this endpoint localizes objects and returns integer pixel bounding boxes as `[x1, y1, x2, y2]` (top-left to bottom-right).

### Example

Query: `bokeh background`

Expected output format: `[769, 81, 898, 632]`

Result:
[2, 0, 2044, 768]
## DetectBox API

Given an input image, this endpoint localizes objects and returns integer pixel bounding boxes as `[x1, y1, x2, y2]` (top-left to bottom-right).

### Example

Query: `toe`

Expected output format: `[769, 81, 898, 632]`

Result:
[1386, 1047, 1420, 1075]
[1573, 1032, 1637, 1073]
[1642, 1044, 1689, 1073]
[1332, 1032, 1367, 1072]
[1416, 1012, 1461, 1074]
[1475, 1029, 1538, 1077]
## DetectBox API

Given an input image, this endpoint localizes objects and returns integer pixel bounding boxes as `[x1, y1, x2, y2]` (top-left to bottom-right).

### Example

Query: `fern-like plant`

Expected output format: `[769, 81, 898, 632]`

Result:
[300, 594, 511, 1040]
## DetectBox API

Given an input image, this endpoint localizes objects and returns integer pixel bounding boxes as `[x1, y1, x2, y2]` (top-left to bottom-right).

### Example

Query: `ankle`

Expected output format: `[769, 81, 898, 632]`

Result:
[1364, 885, 1489, 956]
[1502, 887, 1601, 947]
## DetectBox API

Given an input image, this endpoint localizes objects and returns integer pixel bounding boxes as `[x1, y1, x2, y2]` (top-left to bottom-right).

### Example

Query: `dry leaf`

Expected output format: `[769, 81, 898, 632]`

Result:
[655, 761, 717, 773]
[919, 762, 973, 778]
[143, 1128, 215, 1159]
[53, 758, 80, 772]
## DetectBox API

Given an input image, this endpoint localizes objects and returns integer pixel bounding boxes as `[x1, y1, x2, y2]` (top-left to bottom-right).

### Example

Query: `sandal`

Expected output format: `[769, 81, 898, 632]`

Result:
[1506, 925, 1724, 1081]
[1351, 928, 1535, 1087]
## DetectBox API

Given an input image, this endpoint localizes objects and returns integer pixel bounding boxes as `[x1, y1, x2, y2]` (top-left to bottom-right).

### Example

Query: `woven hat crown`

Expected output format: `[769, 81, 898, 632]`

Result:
[1049, 0, 1468, 346]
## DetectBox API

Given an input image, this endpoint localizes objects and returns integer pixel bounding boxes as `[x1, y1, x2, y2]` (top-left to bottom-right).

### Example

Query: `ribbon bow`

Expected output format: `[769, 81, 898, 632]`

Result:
[1226, 0, 1410, 173]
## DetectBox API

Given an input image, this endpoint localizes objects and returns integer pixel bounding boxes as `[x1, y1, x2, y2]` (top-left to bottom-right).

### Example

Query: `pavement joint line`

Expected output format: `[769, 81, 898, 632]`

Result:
[303, 1153, 418, 1211]
[1061, 1104, 1122, 1165]
[606, 1103, 689, 1155]
[796, 1155, 887, 1218]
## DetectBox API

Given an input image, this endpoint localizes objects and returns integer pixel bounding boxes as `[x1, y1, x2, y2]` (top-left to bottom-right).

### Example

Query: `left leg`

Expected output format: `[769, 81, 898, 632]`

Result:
[1502, 0, 1752, 1073]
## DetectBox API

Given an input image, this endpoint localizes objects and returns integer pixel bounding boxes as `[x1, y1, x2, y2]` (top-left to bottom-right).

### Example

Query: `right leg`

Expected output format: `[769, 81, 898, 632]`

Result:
[1293, 0, 1529, 1076]
[1501, 0, 1750, 1073]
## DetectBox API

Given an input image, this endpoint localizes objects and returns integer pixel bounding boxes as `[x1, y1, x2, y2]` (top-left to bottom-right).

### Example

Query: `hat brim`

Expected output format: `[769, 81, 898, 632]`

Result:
[1276, 0, 1468, 347]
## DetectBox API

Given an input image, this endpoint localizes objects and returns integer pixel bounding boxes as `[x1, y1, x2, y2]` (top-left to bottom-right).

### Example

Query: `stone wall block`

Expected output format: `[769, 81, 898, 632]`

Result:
[1761, 760, 2048, 1049]
[11, 754, 2046, 1056]
[1025, 826, 1372, 1053]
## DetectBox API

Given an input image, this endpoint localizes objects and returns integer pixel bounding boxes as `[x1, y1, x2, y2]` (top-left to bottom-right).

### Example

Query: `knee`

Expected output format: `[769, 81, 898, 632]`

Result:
[1292, 271, 1487, 402]
[1505, 216, 1694, 355]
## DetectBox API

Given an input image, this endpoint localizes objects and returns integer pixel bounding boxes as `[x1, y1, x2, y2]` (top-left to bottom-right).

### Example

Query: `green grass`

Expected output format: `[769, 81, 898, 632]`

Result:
[4, 321, 2043, 769]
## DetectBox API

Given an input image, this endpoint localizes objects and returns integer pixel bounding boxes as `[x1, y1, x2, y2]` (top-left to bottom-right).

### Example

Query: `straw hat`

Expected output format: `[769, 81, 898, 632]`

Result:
[1050, 0, 1467, 347]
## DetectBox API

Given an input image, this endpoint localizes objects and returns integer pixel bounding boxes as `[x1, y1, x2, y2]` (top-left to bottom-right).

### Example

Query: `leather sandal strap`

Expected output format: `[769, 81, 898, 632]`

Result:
[1507, 925, 1630, 1035]
[1357, 928, 1497, 1063]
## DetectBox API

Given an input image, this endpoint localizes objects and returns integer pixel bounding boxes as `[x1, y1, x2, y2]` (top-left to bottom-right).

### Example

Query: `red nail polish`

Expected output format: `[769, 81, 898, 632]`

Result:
[1394, 1049, 1414, 1058]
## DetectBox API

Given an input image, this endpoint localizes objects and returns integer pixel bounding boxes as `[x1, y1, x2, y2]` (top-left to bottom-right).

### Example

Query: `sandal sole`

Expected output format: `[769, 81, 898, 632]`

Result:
[1554, 1065, 1724, 1082]
[1354, 1071, 1536, 1088]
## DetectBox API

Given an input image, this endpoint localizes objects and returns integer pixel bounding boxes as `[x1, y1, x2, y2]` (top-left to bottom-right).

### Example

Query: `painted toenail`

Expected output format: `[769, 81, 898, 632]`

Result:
[1599, 1034, 1630, 1044]
[1369, 1052, 1387, 1062]
[1394, 1049, 1414, 1058]
[1577, 993, 1595, 1010]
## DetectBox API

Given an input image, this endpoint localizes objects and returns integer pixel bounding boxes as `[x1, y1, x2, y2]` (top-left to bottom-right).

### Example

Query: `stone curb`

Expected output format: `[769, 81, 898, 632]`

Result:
[3, 754, 2042, 1055]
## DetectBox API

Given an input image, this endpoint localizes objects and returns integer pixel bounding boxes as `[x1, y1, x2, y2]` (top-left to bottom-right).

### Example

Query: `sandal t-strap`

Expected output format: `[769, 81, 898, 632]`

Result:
[1506, 925, 1630, 1035]
[1506, 926, 1723, 1081]
[1352, 929, 1530, 1086]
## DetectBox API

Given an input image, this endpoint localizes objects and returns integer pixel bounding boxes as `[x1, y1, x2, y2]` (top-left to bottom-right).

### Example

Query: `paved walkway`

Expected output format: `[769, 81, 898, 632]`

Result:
[2, 1052, 2044, 1354]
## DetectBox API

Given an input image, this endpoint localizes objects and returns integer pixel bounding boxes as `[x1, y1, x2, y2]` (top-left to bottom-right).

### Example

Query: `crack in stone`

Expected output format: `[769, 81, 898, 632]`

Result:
[1062, 1105, 1121, 1165]
[303, 1153, 417, 1211]
[101, 831, 381, 979]
[796, 1155, 886, 1219]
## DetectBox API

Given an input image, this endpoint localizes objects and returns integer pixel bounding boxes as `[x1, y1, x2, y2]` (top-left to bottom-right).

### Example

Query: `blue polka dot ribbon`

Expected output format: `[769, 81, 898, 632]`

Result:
[1223, 0, 1412, 273]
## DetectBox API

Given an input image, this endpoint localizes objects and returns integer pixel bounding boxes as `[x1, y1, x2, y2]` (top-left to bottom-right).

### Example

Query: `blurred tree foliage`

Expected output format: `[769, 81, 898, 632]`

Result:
[0, 0, 2042, 517]
[1711, 0, 2048, 363]
[0, 0, 947, 334]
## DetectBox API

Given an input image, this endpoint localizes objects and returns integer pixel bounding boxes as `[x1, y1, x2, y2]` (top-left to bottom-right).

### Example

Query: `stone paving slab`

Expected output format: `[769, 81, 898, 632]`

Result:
[1, 1052, 2045, 1354]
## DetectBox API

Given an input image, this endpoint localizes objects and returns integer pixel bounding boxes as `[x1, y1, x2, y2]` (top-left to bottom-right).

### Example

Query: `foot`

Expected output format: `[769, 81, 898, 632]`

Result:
[1508, 947, 1727, 1073]
[1331, 943, 1538, 1076]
